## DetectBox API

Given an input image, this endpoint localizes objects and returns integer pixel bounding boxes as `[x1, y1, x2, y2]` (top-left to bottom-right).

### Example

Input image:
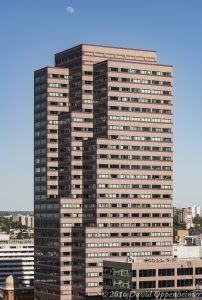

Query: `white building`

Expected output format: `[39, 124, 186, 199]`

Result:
[0, 238, 34, 287]
[12, 214, 34, 228]
[0, 234, 10, 243]
[192, 205, 201, 219]
[173, 244, 202, 259]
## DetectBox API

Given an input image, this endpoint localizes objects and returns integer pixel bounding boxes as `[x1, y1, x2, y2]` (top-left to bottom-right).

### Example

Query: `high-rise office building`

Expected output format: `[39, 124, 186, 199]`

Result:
[34, 44, 173, 300]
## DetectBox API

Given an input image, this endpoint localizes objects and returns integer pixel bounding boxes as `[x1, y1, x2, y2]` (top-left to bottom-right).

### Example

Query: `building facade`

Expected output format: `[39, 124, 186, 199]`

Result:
[174, 207, 193, 226]
[103, 259, 202, 300]
[34, 44, 173, 299]
[173, 244, 202, 259]
[0, 238, 34, 287]
[12, 214, 34, 228]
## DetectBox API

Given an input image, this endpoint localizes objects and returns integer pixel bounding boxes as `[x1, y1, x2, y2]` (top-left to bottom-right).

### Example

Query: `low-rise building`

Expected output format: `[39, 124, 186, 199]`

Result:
[174, 207, 193, 228]
[12, 214, 34, 228]
[103, 258, 202, 300]
[0, 234, 10, 243]
[0, 238, 34, 287]
[173, 244, 202, 259]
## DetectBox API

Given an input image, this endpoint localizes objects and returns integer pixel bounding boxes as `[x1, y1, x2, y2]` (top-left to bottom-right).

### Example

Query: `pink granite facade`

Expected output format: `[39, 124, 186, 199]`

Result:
[34, 44, 173, 300]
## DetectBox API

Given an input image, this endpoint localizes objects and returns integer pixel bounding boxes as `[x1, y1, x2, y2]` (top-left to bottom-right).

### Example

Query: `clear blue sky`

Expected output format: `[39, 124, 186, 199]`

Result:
[0, 0, 201, 210]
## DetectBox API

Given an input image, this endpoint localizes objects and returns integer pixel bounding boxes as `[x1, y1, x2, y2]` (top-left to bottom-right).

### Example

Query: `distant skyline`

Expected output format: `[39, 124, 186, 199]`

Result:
[0, 0, 202, 209]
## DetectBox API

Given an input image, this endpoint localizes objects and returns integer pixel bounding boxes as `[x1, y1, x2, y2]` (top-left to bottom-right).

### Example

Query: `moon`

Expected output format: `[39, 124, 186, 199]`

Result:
[65, 6, 74, 14]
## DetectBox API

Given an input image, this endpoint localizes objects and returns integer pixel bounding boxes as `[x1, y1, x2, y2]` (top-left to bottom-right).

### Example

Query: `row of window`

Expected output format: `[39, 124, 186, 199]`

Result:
[78, 155, 172, 162]
[85, 184, 172, 190]
[34, 203, 59, 209]
[103, 266, 196, 278]
[104, 278, 199, 289]
[60, 231, 171, 239]
[65, 231, 171, 239]
[87, 241, 171, 248]
[35, 147, 172, 154]
[38, 145, 171, 154]
[109, 96, 171, 105]
[87, 232, 172, 238]
[109, 115, 172, 123]
[61, 203, 171, 209]
[128, 267, 198, 277]
[98, 193, 171, 199]
[98, 164, 172, 171]
[72, 117, 92, 123]
[100, 223, 171, 228]
[35, 82, 69, 92]
[109, 125, 172, 133]
[65, 126, 171, 135]
[49, 101, 69, 108]
[109, 77, 171, 86]
[86, 250, 171, 258]
[109, 67, 171, 77]
[35, 69, 171, 86]
[98, 144, 171, 152]
[98, 213, 171, 218]
[72, 164, 172, 172]
[110, 135, 172, 142]
[35, 213, 59, 219]
[109, 86, 171, 95]
[62, 222, 171, 229]
[95, 96, 172, 107]
[49, 92, 68, 97]
[97, 174, 171, 180]
[35, 116, 172, 128]
[98, 154, 172, 160]
[109, 106, 172, 114]
[63, 212, 171, 219]
[49, 83, 69, 88]
[35, 90, 172, 103]
[34, 73, 69, 84]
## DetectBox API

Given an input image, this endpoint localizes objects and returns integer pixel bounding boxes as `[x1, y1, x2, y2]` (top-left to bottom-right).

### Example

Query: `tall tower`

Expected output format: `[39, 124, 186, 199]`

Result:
[34, 44, 173, 300]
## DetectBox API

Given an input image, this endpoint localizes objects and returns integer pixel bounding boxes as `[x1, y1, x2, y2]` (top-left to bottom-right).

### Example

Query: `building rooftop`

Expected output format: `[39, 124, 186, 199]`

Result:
[55, 43, 157, 55]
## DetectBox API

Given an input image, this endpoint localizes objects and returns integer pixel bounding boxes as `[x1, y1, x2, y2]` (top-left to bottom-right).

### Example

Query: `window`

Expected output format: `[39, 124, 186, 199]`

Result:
[177, 268, 193, 276]
[163, 72, 171, 77]
[139, 269, 156, 277]
[196, 268, 202, 275]
[121, 68, 129, 73]
[159, 269, 174, 276]
[177, 279, 193, 287]
[87, 282, 98, 287]
[139, 281, 156, 289]
[84, 71, 93, 75]
[110, 67, 119, 72]
[158, 280, 174, 288]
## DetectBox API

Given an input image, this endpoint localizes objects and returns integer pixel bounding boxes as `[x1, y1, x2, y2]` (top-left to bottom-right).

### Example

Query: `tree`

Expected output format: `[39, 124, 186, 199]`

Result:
[193, 216, 202, 226]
